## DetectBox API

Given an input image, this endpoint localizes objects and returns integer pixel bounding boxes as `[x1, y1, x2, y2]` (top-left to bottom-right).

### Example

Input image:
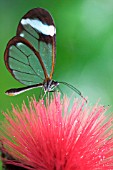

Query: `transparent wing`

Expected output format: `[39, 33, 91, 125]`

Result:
[17, 8, 56, 79]
[4, 36, 46, 86]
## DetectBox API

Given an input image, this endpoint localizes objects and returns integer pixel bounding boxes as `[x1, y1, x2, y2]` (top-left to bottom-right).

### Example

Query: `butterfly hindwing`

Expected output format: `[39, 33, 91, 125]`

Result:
[4, 36, 46, 86]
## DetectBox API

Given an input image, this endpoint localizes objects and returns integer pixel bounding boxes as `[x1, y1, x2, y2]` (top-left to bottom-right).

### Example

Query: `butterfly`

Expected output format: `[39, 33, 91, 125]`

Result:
[4, 8, 85, 100]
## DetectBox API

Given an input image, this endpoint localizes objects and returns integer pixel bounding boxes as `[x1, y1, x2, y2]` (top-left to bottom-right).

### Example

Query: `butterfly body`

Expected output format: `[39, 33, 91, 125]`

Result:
[5, 79, 59, 96]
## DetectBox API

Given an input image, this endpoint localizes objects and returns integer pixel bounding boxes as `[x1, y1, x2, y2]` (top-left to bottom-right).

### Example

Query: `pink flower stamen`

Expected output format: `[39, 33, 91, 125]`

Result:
[0, 94, 113, 170]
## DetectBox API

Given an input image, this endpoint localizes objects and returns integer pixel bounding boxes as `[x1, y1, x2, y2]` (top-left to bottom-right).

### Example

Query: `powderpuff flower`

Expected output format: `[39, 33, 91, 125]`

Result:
[0, 94, 113, 170]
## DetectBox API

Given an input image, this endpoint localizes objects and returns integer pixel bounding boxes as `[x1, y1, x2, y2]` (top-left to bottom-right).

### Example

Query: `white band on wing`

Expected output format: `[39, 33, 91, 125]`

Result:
[21, 18, 56, 37]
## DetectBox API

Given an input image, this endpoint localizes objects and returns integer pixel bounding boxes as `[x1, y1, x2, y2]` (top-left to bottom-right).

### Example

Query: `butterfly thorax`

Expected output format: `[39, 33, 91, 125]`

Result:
[43, 79, 59, 92]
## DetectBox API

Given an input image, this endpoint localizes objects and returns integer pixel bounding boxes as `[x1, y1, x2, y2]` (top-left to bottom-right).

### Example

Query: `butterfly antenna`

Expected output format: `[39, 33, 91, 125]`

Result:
[59, 81, 87, 103]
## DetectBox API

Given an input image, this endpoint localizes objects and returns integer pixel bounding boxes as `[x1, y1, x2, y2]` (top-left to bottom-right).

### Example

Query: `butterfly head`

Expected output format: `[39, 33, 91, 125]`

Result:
[43, 79, 59, 93]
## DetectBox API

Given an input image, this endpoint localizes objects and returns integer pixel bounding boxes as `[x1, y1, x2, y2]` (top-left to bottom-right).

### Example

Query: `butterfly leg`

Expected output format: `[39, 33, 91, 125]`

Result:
[39, 88, 44, 100]
[57, 86, 63, 96]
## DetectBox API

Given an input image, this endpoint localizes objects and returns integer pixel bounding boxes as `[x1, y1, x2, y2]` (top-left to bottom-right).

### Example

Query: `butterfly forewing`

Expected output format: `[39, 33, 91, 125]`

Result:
[17, 8, 56, 79]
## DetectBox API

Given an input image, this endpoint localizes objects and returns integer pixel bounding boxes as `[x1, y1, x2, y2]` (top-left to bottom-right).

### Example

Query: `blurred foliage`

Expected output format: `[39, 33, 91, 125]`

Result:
[1, 0, 113, 109]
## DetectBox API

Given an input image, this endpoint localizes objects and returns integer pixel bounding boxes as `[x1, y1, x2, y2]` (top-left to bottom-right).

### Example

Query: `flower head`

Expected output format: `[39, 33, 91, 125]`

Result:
[0, 94, 113, 170]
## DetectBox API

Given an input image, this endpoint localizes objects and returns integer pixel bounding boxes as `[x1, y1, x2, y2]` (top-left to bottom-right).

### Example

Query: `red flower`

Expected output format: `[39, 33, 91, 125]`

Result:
[0, 94, 113, 170]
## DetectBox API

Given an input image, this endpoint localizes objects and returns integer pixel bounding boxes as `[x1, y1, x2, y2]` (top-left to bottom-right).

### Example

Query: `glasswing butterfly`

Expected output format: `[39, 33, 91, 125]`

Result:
[4, 8, 85, 101]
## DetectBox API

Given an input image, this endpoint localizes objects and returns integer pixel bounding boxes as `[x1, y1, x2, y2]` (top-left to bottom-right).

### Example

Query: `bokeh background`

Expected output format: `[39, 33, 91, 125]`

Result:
[0, 0, 113, 168]
[1, 0, 113, 110]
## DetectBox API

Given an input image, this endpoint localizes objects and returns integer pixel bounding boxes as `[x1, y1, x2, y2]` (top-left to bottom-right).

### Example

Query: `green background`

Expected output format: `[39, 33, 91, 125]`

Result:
[0, 0, 113, 168]
[1, 0, 113, 111]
